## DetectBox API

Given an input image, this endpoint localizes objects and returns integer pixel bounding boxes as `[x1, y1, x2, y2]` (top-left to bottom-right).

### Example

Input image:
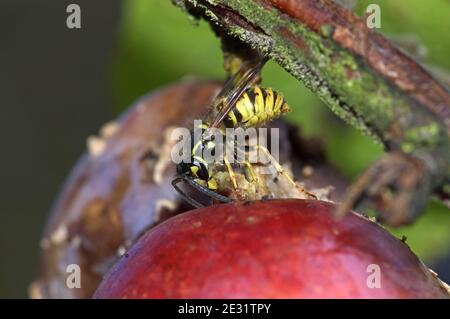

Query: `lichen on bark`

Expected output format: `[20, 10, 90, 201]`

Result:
[172, 0, 449, 148]
[172, 0, 450, 199]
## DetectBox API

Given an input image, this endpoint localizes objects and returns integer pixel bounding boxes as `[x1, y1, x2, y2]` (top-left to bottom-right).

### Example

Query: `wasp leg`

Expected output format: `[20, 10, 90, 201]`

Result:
[254, 145, 296, 186]
[334, 151, 432, 226]
[243, 160, 259, 183]
[224, 157, 238, 189]
[254, 145, 317, 198]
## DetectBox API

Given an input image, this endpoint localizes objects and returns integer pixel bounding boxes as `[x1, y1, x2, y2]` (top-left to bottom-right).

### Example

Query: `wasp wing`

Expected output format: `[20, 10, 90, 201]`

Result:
[208, 58, 267, 129]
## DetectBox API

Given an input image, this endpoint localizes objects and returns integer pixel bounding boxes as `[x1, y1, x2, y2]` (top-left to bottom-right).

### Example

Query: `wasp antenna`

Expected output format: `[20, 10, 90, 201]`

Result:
[172, 176, 233, 208]
[184, 176, 233, 204]
[171, 177, 205, 208]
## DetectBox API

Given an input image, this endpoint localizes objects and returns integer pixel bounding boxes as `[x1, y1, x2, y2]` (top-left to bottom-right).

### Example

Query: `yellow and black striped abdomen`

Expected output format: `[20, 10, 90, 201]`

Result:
[223, 86, 291, 128]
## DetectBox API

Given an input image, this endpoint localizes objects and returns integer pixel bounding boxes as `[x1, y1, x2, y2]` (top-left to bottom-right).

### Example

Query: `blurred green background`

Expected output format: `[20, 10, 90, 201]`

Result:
[0, 0, 449, 298]
[113, 0, 450, 262]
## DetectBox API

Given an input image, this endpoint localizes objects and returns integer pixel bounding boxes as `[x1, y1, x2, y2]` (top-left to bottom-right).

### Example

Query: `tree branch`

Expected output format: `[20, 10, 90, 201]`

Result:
[172, 0, 450, 144]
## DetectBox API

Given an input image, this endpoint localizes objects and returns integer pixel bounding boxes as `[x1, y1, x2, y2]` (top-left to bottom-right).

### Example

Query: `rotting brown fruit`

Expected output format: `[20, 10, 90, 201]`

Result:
[31, 80, 348, 298]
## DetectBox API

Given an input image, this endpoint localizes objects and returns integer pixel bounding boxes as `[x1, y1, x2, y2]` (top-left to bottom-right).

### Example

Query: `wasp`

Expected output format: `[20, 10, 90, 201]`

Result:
[172, 58, 304, 208]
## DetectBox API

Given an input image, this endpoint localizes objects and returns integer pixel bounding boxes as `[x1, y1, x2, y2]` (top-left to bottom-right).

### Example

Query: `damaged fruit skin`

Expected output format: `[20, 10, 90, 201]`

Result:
[31, 80, 223, 299]
[94, 199, 449, 299]
[32, 80, 347, 299]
